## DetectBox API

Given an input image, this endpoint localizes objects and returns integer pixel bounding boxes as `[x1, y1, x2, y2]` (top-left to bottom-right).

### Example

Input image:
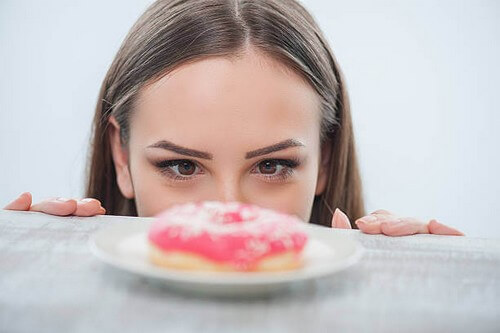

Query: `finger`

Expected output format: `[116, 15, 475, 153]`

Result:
[370, 209, 393, 215]
[355, 213, 405, 234]
[428, 219, 465, 236]
[380, 218, 429, 236]
[331, 208, 352, 229]
[74, 198, 106, 217]
[4, 192, 32, 210]
[355, 215, 382, 234]
[30, 198, 78, 216]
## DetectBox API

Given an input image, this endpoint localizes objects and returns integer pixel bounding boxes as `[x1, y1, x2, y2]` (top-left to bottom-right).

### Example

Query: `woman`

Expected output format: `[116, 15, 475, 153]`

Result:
[3, 0, 463, 236]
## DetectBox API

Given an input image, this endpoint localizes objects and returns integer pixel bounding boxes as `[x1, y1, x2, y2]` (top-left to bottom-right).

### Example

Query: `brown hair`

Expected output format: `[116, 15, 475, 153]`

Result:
[85, 0, 365, 227]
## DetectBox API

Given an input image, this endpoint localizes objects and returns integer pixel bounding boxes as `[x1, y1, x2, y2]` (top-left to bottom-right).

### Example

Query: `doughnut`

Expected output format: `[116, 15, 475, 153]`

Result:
[147, 201, 308, 272]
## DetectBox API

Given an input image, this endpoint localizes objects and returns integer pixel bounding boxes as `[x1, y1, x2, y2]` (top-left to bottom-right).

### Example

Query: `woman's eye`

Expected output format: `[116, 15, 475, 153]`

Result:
[155, 159, 201, 179]
[258, 160, 280, 175]
[253, 158, 300, 182]
[176, 161, 196, 175]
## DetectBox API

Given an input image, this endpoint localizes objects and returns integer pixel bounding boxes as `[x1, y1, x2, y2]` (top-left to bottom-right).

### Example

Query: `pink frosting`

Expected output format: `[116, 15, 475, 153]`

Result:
[148, 202, 308, 270]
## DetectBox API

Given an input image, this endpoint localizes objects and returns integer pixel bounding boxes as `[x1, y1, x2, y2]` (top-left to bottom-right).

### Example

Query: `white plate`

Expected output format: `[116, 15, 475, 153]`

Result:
[89, 221, 363, 296]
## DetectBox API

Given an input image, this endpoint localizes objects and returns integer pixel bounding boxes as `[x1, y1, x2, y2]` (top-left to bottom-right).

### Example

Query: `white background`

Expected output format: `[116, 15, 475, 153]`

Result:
[1, 0, 499, 238]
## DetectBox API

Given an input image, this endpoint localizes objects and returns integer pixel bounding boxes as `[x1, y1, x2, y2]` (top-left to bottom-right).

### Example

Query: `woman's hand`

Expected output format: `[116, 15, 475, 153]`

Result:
[3, 192, 106, 217]
[331, 208, 464, 236]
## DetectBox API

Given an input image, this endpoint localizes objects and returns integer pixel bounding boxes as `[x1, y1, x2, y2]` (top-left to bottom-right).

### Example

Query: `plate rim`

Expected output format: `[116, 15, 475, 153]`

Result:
[88, 222, 364, 286]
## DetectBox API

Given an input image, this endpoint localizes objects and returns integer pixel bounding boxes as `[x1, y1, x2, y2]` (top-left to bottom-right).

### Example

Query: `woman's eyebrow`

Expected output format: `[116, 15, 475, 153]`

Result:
[146, 140, 213, 159]
[146, 138, 304, 160]
[245, 139, 304, 159]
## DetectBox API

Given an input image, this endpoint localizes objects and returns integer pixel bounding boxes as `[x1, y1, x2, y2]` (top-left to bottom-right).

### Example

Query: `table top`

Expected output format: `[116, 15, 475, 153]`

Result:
[1, 210, 499, 333]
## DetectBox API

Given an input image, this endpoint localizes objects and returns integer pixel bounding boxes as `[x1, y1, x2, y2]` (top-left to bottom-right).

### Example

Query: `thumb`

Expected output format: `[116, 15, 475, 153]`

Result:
[331, 208, 352, 229]
[4, 192, 32, 211]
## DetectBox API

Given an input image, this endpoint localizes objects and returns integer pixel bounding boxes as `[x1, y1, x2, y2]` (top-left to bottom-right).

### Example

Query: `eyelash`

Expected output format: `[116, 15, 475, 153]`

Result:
[154, 159, 203, 182]
[153, 158, 301, 183]
[251, 158, 300, 183]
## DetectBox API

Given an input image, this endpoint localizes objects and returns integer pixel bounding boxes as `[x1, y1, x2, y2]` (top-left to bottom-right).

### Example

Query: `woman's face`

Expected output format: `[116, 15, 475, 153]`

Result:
[110, 49, 329, 221]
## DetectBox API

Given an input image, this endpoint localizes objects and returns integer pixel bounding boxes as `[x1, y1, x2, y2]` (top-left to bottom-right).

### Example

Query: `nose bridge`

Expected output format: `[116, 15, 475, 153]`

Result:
[215, 175, 244, 203]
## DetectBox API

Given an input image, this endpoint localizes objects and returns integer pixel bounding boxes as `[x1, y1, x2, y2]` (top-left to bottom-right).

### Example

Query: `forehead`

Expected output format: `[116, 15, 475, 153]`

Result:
[131, 50, 321, 150]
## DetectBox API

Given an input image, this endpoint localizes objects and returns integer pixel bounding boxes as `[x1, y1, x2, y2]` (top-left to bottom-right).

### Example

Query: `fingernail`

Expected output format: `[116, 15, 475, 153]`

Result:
[331, 209, 338, 228]
[355, 220, 366, 227]
[80, 198, 94, 203]
[56, 198, 71, 202]
[336, 208, 350, 221]
[358, 215, 377, 223]
[334, 208, 345, 217]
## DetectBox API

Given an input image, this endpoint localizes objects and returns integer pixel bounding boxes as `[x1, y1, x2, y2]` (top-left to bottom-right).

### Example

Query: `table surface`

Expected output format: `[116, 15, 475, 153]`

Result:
[1, 210, 499, 333]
